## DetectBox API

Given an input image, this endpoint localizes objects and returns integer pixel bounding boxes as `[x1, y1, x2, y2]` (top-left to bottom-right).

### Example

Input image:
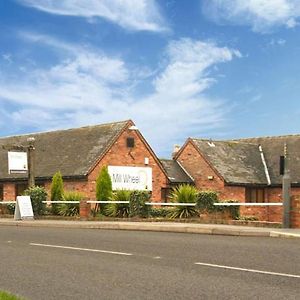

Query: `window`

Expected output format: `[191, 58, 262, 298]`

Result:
[245, 187, 265, 203]
[0, 184, 3, 201]
[126, 137, 135, 148]
[15, 183, 28, 196]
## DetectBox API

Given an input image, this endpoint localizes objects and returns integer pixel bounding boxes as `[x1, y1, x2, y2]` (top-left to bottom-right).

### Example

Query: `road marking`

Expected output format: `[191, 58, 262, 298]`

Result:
[195, 262, 300, 279]
[30, 243, 133, 256]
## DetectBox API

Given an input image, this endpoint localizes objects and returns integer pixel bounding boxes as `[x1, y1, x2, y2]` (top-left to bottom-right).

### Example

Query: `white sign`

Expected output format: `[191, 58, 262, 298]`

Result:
[14, 196, 34, 220]
[108, 166, 152, 191]
[8, 151, 28, 174]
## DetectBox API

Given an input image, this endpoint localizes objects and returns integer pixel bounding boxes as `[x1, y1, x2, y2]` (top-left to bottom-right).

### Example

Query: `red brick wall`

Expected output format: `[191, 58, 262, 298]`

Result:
[3, 183, 16, 201]
[87, 126, 168, 202]
[291, 195, 300, 228]
[176, 141, 300, 223]
[177, 142, 245, 200]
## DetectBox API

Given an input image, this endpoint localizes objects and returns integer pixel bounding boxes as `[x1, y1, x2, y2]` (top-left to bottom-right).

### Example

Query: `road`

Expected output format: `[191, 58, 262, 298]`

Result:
[0, 226, 299, 300]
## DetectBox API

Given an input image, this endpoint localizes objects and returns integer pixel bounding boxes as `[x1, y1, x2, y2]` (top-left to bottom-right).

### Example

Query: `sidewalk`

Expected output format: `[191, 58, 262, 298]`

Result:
[1, 218, 300, 239]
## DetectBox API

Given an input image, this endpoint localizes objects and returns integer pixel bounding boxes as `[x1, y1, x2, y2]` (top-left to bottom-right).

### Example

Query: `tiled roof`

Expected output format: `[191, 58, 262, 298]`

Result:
[0, 120, 130, 181]
[191, 139, 268, 185]
[189, 135, 300, 186]
[160, 159, 193, 184]
[239, 135, 300, 185]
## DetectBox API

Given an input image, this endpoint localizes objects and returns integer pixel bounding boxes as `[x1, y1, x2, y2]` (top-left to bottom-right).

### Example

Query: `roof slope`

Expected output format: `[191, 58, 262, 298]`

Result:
[0, 121, 129, 180]
[238, 135, 300, 185]
[160, 159, 193, 184]
[191, 139, 268, 185]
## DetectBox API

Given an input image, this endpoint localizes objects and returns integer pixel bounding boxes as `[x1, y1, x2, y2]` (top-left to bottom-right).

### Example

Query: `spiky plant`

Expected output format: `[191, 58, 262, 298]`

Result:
[168, 184, 199, 219]
[58, 191, 83, 217]
[105, 189, 130, 218]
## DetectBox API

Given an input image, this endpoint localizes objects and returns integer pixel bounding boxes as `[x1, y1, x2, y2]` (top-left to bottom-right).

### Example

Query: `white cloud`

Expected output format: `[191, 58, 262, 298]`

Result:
[203, 0, 300, 32]
[18, 0, 168, 32]
[0, 36, 239, 155]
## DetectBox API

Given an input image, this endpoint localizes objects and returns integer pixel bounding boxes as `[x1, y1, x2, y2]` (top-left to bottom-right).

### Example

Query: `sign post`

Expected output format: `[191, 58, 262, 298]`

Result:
[14, 196, 34, 220]
[282, 143, 291, 228]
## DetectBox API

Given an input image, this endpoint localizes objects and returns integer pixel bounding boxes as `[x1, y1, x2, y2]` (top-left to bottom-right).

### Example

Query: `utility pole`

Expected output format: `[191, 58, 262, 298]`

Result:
[282, 143, 291, 228]
[27, 137, 36, 188]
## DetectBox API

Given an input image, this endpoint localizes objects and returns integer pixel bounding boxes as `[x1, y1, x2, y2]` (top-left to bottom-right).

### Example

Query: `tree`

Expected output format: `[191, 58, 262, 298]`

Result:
[50, 171, 64, 214]
[96, 166, 112, 213]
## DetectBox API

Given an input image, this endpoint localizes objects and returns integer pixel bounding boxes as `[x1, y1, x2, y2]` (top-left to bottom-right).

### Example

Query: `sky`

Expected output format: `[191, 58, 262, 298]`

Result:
[1, 0, 300, 157]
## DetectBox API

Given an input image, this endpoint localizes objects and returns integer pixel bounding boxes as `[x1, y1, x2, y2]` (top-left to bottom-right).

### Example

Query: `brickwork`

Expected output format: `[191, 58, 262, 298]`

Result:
[291, 195, 300, 228]
[176, 140, 300, 223]
[88, 126, 168, 202]
[3, 183, 16, 201]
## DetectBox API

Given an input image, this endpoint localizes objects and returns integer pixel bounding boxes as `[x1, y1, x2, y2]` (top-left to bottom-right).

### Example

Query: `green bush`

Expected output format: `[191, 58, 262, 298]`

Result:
[149, 208, 170, 218]
[0, 290, 24, 300]
[50, 171, 64, 215]
[57, 191, 83, 217]
[96, 166, 112, 214]
[223, 200, 240, 220]
[105, 190, 130, 218]
[24, 186, 47, 216]
[196, 190, 219, 213]
[129, 191, 150, 218]
[6, 203, 15, 215]
[167, 184, 198, 219]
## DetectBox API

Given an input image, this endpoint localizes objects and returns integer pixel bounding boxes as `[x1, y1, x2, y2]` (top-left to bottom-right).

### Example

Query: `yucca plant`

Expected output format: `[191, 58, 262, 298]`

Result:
[168, 184, 199, 219]
[105, 189, 130, 218]
[58, 191, 83, 217]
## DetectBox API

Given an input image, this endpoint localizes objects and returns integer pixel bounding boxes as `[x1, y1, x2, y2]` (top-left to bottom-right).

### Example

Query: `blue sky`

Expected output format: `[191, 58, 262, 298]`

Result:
[1, 0, 300, 157]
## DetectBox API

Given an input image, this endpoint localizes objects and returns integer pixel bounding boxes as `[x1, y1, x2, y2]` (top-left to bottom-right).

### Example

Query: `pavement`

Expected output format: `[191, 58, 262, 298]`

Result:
[0, 217, 300, 238]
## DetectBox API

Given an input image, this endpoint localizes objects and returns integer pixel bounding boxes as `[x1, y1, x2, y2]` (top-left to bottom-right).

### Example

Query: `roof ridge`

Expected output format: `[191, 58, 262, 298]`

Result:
[192, 137, 258, 146]
[236, 133, 300, 140]
[0, 120, 131, 140]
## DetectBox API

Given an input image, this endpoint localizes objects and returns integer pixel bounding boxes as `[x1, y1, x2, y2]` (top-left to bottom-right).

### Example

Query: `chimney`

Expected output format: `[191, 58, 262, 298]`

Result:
[172, 144, 181, 158]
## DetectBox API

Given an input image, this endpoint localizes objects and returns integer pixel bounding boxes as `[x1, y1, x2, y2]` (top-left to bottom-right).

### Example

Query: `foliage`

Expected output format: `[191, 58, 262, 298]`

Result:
[5, 204, 15, 215]
[24, 186, 47, 216]
[196, 190, 219, 213]
[57, 191, 83, 217]
[149, 208, 170, 218]
[222, 200, 240, 220]
[96, 166, 112, 213]
[167, 184, 198, 219]
[238, 215, 258, 221]
[0, 291, 24, 300]
[105, 190, 130, 218]
[129, 191, 150, 218]
[50, 171, 64, 215]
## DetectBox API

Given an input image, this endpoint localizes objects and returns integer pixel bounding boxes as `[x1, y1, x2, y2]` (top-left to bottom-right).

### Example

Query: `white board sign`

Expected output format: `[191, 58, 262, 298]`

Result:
[108, 166, 152, 191]
[14, 196, 34, 220]
[8, 151, 28, 174]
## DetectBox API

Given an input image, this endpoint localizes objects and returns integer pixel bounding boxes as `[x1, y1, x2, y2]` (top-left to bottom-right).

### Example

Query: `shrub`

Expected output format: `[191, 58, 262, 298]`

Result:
[57, 191, 83, 217]
[6, 203, 15, 215]
[223, 200, 240, 220]
[105, 190, 130, 218]
[196, 190, 219, 213]
[129, 191, 150, 218]
[96, 166, 112, 214]
[167, 184, 198, 219]
[24, 186, 47, 216]
[50, 171, 64, 215]
[149, 208, 170, 218]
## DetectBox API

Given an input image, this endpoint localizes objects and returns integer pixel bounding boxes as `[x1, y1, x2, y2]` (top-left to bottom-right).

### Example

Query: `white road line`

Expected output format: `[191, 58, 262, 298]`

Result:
[30, 243, 133, 256]
[195, 262, 300, 279]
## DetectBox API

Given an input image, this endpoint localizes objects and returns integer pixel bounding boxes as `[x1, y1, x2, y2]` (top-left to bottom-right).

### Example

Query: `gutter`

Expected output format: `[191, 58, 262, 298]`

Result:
[259, 145, 271, 186]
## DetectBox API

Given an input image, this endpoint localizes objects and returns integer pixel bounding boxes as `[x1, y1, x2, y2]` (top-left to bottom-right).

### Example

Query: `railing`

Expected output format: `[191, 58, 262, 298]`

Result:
[214, 203, 283, 206]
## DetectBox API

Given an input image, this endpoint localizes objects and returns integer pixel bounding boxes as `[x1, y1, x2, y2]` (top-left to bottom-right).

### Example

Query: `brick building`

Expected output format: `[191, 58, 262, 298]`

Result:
[174, 135, 300, 222]
[0, 120, 178, 202]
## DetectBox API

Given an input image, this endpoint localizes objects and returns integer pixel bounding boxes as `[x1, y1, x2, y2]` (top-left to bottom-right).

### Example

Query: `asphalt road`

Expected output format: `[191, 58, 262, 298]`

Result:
[0, 227, 299, 300]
